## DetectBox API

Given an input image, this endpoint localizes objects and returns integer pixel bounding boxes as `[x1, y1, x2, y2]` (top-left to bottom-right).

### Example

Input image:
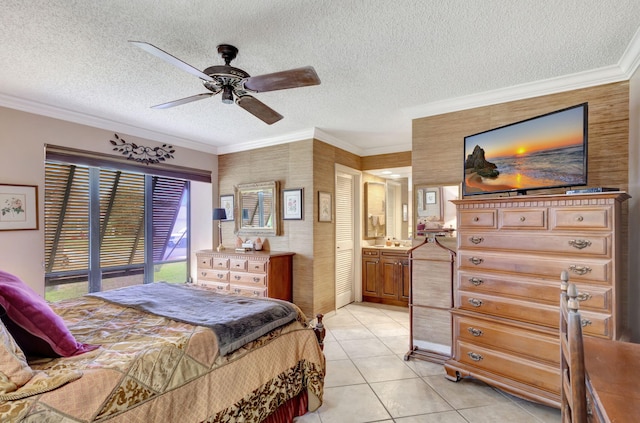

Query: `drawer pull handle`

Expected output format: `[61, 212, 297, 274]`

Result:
[253, 291, 260, 296]
[469, 257, 484, 265]
[569, 265, 592, 275]
[581, 318, 592, 327]
[254, 265, 260, 269]
[576, 216, 584, 222]
[217, 285, 224, 290]
[520, 216, 526, 222]
[467, 352, 483, 362]
[201, 271, 207, 276]
[576, 292, 592, 302]
[235, 264, 241, 267]
[234, 288, 241, 294]
[253, 277, 260, 283]
[467, 327, 483, 337]
[469, 277, 483, 286]
[473, 216, 480, 222]
[469, 236, 484, 244]
[569, 239, 592, 250]
[468, 298, 483, 307]
[234, 275, 241, 280]
[217, 273, 224, 278]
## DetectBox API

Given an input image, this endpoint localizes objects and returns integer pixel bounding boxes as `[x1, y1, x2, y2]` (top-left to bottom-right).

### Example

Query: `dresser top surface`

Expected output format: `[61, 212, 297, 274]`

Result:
[453, 191, 629, 205]
[196, 249, 295, 258]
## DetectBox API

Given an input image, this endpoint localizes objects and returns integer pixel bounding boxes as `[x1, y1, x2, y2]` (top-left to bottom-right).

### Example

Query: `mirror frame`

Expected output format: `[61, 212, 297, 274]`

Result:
[234, 180, 279, 236]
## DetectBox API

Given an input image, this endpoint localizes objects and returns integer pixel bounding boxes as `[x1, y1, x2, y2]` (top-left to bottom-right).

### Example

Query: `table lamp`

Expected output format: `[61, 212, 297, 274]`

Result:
[212, 208, 227, 251]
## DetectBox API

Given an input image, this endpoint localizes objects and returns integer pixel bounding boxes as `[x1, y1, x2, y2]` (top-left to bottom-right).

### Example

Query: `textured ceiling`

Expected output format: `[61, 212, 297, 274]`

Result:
[1, 1, 639, 156]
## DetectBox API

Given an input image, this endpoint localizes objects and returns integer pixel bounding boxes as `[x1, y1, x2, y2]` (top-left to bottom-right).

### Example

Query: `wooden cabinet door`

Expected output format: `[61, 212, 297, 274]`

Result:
[400, 258, 411, 301]
[380, 258, 400, 299]
[362, 257, 380, 297]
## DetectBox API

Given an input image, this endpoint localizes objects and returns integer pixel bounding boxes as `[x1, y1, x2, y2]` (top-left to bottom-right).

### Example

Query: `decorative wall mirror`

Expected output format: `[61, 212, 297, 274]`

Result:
[235, 181, 279, 236]
[364, 181, 386, 239]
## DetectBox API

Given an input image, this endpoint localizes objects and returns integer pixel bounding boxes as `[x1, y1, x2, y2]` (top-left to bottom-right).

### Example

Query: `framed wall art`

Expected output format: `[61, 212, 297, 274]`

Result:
[318, 191, 332, 222]
[0, 184, 38, 231]
[219, 194, 234, 221]
[283, 188, 303, 220]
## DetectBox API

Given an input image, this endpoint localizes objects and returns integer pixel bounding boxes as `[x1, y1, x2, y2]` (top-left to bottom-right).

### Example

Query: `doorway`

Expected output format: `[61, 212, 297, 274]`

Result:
[335, 165, 361, 308]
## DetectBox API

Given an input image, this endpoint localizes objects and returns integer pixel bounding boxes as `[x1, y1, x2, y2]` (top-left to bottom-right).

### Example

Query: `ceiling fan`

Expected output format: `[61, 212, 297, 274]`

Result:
[130, 41, 321, 125]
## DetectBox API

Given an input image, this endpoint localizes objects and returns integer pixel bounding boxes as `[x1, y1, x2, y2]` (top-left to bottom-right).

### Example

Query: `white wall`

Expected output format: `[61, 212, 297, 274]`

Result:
[629, 69, 640, 341]
[0, 106, 217, 295]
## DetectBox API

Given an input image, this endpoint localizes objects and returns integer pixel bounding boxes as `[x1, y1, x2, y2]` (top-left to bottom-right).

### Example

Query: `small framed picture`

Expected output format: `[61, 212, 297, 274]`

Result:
[425, 190, 437, 204]
[0, 184, 38, 231]
[318, 191, 332, 222]
[283, 188, 303, 220]
[220, 194, 234, 221]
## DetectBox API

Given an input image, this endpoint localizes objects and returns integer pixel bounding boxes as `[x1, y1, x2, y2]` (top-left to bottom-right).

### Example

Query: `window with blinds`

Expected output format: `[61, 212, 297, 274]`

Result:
[44, 161, 188, 300]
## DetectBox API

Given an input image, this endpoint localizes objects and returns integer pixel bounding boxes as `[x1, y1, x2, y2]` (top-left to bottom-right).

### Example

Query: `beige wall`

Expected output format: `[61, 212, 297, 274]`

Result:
[412, 81, 637, 339]
[0, 106, 217, 295]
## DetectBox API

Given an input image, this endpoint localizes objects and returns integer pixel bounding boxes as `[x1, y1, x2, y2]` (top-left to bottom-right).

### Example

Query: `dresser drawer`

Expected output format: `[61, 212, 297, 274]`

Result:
[459, 232, 611, 257]
[230, 271, 266, 286]
[552, 207, 611, 230]
[499, 208, 547, 229]
[230, 284, 267, 298]
[197, 280, 229, 292]
[456, 341, 560, 394]
[229, 258, 247, 271]
[458, 210, 497, 229]
[199, 269, 229, 282]
[458, 251, 611, 283]
[247, 260, 267, 273]
[457, 270, 612, 311]
[198, 256, 213, 269]
[212, 257, 229, 269]
[454, 314, 558, 364]
[458, 291, 612, 337]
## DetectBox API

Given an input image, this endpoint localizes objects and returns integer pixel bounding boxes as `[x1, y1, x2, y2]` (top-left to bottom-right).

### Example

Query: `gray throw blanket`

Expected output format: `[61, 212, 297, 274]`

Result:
[88, 283, 298, 356]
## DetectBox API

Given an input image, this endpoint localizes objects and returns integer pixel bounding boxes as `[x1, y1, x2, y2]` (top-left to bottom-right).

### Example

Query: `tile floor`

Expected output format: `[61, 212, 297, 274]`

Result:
[295, 302, 561, 423]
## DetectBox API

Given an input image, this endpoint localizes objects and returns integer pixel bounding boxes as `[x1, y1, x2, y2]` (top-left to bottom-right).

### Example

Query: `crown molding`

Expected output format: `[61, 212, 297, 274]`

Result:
[401, 64, 628, 120]
[216, 128, 317, 155]
[0, 93, 219, 154]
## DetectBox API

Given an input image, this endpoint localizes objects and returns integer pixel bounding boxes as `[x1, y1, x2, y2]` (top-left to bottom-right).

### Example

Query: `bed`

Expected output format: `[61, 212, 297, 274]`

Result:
[0, 271, 325, 422]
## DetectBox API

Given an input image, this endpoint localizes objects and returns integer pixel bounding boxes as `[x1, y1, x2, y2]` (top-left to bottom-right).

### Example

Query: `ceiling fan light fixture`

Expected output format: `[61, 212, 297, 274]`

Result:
[222, 85, 234, 104]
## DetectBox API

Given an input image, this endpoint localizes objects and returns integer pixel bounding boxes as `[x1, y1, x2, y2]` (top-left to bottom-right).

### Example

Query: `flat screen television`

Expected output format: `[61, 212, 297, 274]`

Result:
[462, 103, 588, 196]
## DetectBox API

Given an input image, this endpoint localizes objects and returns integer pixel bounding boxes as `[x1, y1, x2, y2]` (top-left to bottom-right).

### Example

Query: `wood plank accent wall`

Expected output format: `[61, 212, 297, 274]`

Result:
[412, 80, 631, 329]
[362, 151, 411, 170]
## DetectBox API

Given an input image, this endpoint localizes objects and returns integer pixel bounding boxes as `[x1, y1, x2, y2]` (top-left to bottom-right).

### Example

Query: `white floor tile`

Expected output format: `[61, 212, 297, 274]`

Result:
[339, 337, 395, 359]
[370, 378, 453, 418]
[318, 384, 392, 423]
[352, 355, 418, 383]
[324, 358, 366, 387]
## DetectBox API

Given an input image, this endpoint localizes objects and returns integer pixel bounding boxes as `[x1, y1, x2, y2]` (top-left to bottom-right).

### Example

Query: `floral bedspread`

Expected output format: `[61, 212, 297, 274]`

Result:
[0, 295, 325, 422]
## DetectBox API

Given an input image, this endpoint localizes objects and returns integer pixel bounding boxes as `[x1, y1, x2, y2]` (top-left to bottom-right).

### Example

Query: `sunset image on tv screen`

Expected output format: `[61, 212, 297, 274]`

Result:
[463, 104, 586, 195]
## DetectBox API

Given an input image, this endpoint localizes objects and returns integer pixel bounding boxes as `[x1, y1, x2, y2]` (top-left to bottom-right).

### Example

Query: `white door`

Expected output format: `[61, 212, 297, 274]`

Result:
[335, 168, 359, 308]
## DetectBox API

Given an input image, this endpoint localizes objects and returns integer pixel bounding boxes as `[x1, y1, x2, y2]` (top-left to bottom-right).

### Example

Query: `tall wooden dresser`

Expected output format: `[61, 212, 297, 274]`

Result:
[444, 192, 629, 408]
[195, 250, 295, 302]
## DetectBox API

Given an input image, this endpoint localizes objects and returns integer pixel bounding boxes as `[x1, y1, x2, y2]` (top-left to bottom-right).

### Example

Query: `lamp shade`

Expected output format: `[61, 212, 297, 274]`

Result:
[212, 208, 227, 221]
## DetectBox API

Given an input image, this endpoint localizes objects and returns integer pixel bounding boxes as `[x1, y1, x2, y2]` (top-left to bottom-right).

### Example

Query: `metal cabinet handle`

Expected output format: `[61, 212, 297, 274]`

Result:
[469, 257, 484, 265]
[254, 265, 261, 269]
[469, 277, 483, 286]
[581, 318, 592, 327]
[569, 265, 592, 275]
[520, 216, 526, 222]
[467, 327, 483, 337]
[467, 352, 483, 362]
[569, 239, 592, 249]
[216, 285, 224, 290]
[233, 288, 241, 294]
[217, 273, 224, 278]
[576, 292, 592, 302]
[469, 236, 484, 244]
[200, 271, 207, 276]
[576, 216, 584, 222]
[473, 216, 479, 222]
[253, 291, 260, 296]
[253, 277, 260, 283]
[468, 298, 483, 307]
[234, 275, 241, 280]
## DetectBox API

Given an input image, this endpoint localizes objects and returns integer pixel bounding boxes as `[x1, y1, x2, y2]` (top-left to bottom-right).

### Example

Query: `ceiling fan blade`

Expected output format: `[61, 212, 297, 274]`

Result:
[129, 41, 214, 82]
[236, 95, 283, 125]
[243, 66, 320, 93]
[151, 93, 214, 109]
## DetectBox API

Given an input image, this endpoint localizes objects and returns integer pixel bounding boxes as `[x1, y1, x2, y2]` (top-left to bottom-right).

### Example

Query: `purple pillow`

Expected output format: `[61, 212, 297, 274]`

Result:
[0, 270, 98, 357]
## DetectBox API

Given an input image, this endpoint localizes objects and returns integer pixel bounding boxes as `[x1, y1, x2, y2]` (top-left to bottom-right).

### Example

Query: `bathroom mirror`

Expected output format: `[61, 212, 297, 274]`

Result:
[235, 181, 279, 236]
[364, 181, 386, 239]
[363, 167, 411, 240]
